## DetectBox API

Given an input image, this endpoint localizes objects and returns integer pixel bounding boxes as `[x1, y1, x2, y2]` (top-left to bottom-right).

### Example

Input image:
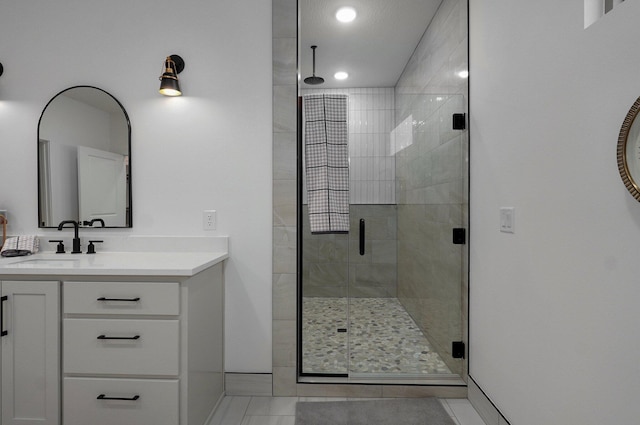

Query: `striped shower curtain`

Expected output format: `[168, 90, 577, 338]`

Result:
[303, 94, 349, 233]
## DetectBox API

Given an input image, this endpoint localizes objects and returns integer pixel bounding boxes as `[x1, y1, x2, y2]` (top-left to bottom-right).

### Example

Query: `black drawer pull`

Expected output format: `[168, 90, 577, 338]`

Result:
[97, 394, 140, 401]
[97, 297, 141, 302]
[97, 334, 141, 340]
[0, 295, 7, 337]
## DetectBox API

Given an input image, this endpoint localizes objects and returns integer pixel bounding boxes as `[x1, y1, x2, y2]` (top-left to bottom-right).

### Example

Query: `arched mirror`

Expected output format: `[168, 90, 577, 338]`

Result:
[38, 86, 131, 228]
[617, 96, 640, 201]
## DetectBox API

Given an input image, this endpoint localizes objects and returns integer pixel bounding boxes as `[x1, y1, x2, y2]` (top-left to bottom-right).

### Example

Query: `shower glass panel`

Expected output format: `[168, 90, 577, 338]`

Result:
[394, 93, 466, 379]
[300, 89, 466, 381]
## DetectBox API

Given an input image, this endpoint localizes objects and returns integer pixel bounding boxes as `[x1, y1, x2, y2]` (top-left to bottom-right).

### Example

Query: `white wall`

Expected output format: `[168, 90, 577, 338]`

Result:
[0, 0, 272, 372]
[470, 1, 640, 424]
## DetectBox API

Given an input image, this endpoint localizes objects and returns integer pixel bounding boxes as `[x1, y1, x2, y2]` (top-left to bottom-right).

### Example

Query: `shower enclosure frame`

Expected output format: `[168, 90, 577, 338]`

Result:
[296, 92, 469, 385]
[295, 96, 351, 378]
[290, 0, 470, 391]
[296, 96, 349, 378]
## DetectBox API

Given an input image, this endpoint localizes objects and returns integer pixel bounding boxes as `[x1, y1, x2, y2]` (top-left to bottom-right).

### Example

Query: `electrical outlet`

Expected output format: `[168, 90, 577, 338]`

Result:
[203, 210, 216, 230]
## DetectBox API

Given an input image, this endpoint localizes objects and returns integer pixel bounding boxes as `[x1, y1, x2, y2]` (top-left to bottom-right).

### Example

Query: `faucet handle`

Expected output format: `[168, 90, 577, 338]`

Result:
[83, 219, 106, 227]
[49, 240, 65, 254]
[86, 240, 103, 254]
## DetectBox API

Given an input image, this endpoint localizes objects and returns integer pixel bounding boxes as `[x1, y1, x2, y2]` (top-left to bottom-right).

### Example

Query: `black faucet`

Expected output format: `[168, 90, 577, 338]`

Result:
[57, 220, 81, 254]
[83, 218, 105, 227]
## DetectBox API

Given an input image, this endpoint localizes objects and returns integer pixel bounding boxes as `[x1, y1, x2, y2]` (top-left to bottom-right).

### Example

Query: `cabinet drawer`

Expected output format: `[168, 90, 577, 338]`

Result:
[64, 318, 179, 375]
[64, 377, 178, 425]
[63, 281, 179, 315]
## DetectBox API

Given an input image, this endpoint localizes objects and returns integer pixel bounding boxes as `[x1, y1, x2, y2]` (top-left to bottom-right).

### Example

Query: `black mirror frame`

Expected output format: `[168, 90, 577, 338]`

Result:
[37, 85, 132, 228]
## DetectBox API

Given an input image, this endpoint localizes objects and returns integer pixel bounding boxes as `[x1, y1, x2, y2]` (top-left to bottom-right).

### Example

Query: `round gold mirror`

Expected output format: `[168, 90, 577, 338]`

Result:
[617, 96, 640, 201]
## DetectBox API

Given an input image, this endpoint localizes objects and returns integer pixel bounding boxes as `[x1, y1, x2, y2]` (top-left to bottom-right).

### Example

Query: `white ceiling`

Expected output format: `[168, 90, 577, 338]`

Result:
[299, 0, 443, 89]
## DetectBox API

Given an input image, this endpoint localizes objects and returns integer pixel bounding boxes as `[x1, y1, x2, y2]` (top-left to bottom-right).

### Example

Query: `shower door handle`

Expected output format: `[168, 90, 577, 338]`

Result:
[359, 219, 365, 255]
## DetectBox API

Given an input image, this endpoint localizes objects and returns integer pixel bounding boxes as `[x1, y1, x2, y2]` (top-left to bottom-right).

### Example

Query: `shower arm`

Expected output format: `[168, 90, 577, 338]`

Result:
[312, 47, 317, 76]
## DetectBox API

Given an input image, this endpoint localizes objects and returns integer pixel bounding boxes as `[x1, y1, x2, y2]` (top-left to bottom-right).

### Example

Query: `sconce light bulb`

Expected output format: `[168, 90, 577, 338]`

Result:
[159, 87, 182, 97]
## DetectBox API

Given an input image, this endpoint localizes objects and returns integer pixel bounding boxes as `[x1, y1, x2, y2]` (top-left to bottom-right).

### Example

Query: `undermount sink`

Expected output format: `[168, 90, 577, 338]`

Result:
[11, 258, 79, 266]
[16, 258, 77, 261]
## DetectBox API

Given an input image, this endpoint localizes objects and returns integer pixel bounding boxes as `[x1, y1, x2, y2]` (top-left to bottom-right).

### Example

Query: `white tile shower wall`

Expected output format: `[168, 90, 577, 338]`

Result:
[301, 88, 396, 205]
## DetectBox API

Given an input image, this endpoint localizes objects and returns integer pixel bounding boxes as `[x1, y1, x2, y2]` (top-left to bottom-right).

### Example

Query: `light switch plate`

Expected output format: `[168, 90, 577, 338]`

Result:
[500, 207, 515, 233]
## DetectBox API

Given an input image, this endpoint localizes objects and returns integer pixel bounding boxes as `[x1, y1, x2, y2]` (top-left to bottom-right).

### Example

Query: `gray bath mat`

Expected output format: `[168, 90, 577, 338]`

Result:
[295, 398, 455, 425]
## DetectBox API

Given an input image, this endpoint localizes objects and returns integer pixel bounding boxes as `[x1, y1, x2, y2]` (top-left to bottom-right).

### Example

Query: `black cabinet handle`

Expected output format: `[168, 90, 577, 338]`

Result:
[359, 219, 365, 256]
[97, 297, 140, 302]
[97, 394, 140, 401]
[97, 334, 140, 340]
[0, 295, 7, 337]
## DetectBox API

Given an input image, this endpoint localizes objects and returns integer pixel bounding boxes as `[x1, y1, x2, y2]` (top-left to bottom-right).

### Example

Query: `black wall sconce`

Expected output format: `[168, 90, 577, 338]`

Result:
[159, 55, 185, 96]
[0, 62, 4, 77]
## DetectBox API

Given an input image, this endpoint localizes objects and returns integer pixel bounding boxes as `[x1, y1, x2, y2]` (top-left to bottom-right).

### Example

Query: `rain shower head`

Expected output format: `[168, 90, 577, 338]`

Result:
[304, 45, 325, 85]
[304, 76, 325, 85]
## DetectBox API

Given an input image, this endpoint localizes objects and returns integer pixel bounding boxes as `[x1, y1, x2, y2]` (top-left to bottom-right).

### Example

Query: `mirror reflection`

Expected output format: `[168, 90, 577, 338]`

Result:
[38, 86, 131, 228]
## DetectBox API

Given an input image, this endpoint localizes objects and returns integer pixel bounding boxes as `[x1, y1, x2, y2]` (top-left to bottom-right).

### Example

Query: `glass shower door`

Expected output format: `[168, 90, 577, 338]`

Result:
[299, 93, 350, 376]
[299, 92, 467, 381]
[300, 207, 350, 375]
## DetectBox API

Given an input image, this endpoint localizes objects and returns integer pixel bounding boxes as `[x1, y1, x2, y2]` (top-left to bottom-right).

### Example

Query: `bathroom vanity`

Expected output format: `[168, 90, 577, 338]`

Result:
[0, 243, 227, 425]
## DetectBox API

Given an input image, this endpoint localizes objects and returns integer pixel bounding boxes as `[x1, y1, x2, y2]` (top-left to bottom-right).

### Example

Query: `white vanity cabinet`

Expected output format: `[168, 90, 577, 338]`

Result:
[0, 280, 60, 425]
[0, 248, 227, 425]
[62, 281, 181, 425]
[62, 263, 225, 425]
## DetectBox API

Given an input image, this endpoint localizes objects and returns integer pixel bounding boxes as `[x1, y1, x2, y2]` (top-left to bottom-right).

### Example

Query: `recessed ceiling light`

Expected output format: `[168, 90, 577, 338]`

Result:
[336, 7, 357, 23]
[334, 71, 349, 80]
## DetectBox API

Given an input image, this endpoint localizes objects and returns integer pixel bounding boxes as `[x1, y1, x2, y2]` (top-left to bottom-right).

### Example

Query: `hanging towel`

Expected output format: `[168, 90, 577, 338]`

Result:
[304, 94, 349, 233]
[0, 214, 6, 250]
[1, 236, 40, 257]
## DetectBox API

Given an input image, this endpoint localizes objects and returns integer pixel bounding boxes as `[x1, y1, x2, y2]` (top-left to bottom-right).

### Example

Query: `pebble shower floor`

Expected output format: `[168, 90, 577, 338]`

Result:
[302, 297, 451, 375]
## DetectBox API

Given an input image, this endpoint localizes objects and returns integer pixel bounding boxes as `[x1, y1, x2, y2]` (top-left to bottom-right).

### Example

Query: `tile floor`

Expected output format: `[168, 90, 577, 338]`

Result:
[209, 396, 486, 425]
[302, 297, 452, 375]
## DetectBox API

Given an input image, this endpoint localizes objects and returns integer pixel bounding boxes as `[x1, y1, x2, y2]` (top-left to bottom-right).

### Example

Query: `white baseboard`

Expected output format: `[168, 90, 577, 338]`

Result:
[468, 377, 510, 425]
[225, 373, 273, 396]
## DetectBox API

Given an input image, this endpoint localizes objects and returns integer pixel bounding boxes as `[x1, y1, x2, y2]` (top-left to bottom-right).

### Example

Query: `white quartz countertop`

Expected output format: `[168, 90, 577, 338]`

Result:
[0, 251, 228, 277]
